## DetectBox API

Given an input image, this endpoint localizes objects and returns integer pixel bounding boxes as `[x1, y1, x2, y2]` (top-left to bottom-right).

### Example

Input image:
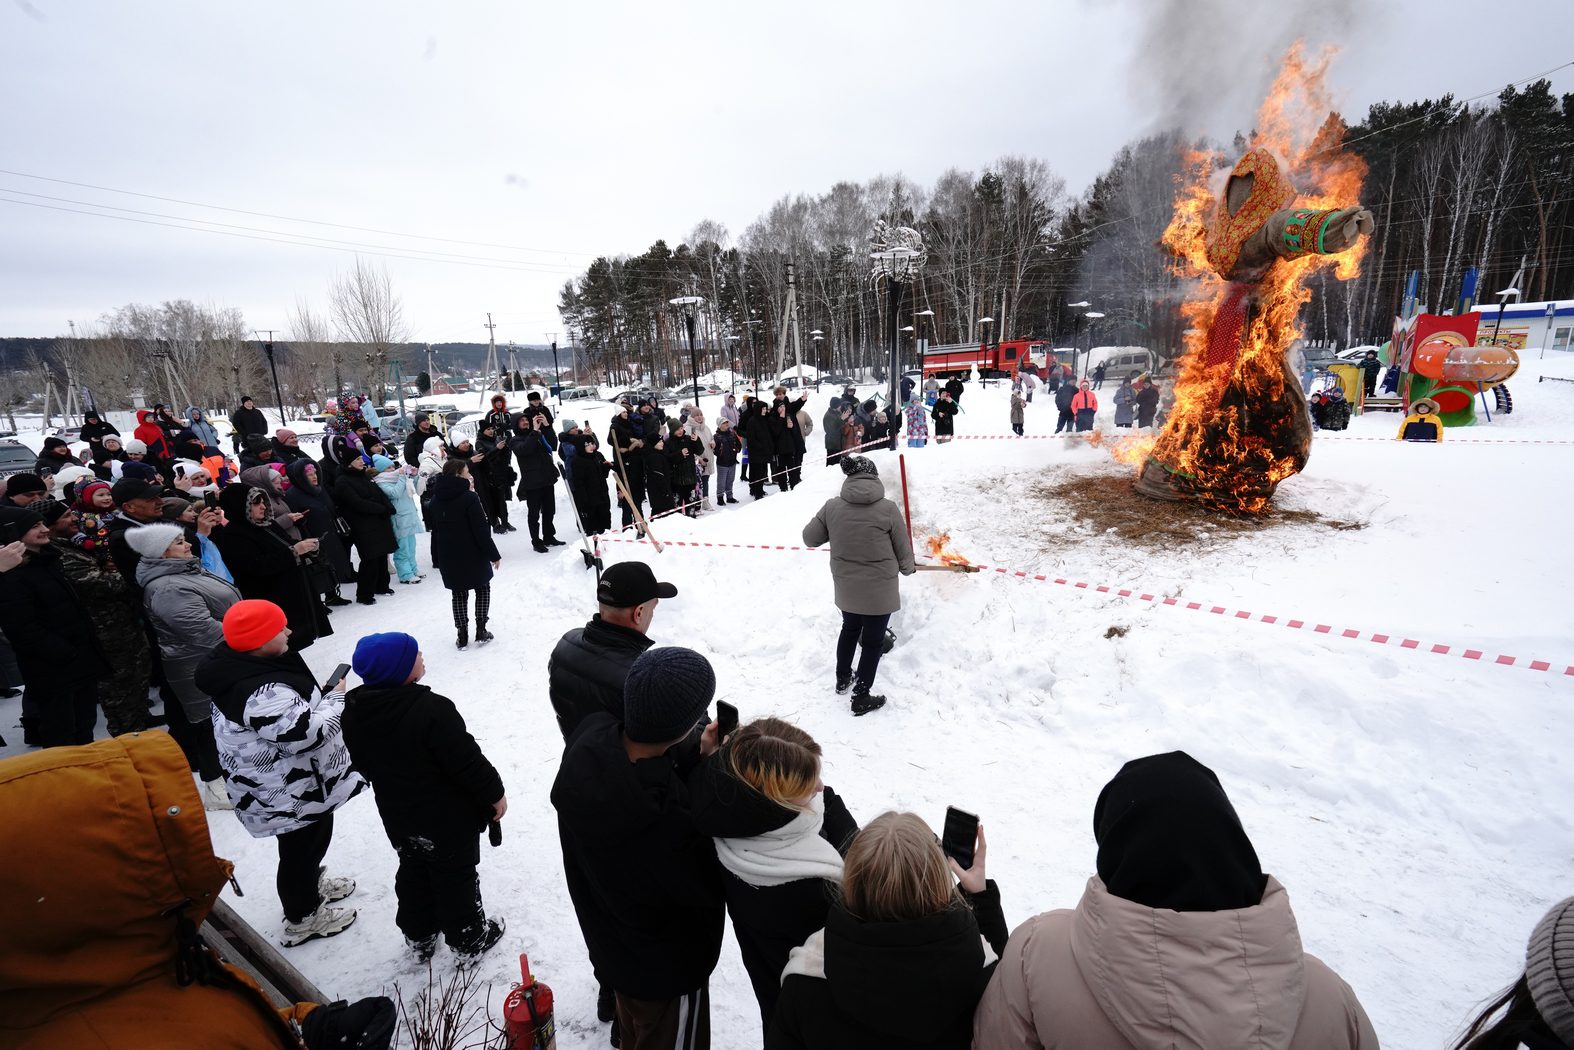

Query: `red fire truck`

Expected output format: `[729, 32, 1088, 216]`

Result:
[922, 339, 1050, 379]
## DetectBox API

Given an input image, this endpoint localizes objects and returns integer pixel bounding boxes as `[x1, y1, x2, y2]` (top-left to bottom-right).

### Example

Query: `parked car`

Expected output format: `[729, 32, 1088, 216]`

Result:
[821, 374, 857, 387]
[0, 440, 38, 480]
[672, 383, 723, 399]
[559, 386, 600, 402]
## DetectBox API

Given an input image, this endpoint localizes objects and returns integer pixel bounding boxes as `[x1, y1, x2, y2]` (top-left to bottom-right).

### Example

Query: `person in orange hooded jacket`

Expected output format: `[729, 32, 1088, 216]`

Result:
[1070, 380, 1099, 432]
[133, 409, 173, 467]
[0, 732, 395, 1049]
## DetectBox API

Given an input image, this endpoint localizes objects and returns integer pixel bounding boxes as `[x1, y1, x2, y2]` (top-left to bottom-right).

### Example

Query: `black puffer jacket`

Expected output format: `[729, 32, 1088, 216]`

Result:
[545, 615, 653, 740]
[741, 407, 776, 462]
[0, 543, 110, 689]
[768, 881, 1008, 1050]
[551, 713, 725, 1002]
[425, 473, 498, 592]
[283, 459, 352, 584]
[510, 420, 559, 491]
[332, 467, 397, 556]
[570, 451, 612, 534]
[689, 758, 858, 1026]
[341, 681, 504, 855]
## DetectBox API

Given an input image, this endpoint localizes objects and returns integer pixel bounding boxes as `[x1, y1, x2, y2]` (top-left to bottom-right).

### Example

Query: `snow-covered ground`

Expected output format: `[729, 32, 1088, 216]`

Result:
[4, 359, 1573, 1047]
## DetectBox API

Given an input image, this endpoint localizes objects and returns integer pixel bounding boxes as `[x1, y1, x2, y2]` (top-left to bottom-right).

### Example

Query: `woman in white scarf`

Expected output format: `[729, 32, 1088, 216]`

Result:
[690, 717, 859, 1029]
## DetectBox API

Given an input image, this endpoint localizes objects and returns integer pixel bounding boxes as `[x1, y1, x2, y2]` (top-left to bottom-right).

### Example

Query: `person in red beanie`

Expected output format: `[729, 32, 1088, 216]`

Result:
[194, 599, 366, 947]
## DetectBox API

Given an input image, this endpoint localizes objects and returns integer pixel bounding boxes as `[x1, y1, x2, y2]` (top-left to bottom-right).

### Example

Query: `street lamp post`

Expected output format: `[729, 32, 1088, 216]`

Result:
[1083, 312, 1105, 380]
[725, 335, 741, 397]
[872, 234, 926, 415]
[670, 296, 705, 405]
[1066, 301, 1091, 379]
[811, 330, 824, 384]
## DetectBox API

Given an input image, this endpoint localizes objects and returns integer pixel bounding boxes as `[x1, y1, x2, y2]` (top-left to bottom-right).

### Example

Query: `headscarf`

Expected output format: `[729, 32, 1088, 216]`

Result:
[1093, 751, 1266, 912]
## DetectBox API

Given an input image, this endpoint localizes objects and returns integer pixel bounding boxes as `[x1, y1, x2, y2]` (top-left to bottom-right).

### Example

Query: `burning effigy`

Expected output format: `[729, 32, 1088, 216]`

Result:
[1130, 48, 1374, 515]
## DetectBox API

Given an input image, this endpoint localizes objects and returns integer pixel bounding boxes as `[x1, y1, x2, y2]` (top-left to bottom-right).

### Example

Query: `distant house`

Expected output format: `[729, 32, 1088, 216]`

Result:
[433, 375, 470, 394]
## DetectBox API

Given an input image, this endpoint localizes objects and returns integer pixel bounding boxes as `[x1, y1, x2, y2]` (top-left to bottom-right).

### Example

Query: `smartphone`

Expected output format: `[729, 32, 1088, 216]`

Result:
[0, 523, 18, 545]
[321, 662, 351, 694]
[716, 700, 738, 740]
[941, 806, 980, 870]
[488, 820, 503, 848]
[203, 490, 219, 509]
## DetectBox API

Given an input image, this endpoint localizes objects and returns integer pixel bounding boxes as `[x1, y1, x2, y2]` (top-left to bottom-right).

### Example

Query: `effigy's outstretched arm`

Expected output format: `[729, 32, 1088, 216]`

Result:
[1234, 206, 1374, 273]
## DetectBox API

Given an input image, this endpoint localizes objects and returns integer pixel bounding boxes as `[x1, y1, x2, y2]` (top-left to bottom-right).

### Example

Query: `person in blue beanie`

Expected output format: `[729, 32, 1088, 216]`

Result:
[340, 631, 508, 968]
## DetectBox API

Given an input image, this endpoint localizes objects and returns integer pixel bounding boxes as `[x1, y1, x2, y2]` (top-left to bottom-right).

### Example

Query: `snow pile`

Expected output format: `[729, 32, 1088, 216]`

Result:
[2, 373, 1571, 1047]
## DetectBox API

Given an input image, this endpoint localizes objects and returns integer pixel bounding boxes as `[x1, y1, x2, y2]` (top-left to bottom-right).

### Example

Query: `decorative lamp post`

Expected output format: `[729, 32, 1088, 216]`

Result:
[725, 335, 741, 397]
[811, 330, 824, 385]
[1083, 311, 1105, 380]
[261, 336, 287, 426]
[669, 296, 705, 405]
[1066, 301, 1091, 379]
[870, 222, 927, 414]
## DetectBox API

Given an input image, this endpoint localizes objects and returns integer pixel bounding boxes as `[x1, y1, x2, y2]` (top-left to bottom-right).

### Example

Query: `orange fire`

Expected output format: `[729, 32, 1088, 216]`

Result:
[1140, 43, 1369, 514]
[925, 532, 971, 567]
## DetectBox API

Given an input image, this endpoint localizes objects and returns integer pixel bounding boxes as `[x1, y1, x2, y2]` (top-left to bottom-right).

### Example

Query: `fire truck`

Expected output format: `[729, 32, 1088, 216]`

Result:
[921, 339, 1050, 379]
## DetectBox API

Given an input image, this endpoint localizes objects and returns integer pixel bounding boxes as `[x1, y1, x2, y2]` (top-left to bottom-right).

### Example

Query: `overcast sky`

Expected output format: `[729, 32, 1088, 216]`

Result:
[3, 0, 1570, 342]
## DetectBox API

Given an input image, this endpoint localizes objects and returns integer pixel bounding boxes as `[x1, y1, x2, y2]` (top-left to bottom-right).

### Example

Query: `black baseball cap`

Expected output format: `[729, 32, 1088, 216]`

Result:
[596, 561, 678, 608]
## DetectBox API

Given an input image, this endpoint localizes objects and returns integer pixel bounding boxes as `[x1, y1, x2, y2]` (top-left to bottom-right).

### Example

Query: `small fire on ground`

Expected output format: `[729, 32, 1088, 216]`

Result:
[926, 532, 971, 566]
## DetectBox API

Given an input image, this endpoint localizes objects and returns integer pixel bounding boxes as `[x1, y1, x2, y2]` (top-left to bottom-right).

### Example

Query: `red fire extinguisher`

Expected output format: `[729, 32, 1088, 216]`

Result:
[502, 953, 556, 1049]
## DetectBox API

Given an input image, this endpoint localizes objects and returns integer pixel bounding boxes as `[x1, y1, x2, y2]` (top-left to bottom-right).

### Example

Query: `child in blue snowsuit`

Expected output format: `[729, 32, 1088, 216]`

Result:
[371, 453, 425, 583]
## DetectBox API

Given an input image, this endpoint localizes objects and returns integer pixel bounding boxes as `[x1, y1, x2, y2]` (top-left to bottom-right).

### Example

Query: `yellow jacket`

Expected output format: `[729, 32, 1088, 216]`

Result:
[0, 734, 317, 1048]
[1397, 412, 1444, 442]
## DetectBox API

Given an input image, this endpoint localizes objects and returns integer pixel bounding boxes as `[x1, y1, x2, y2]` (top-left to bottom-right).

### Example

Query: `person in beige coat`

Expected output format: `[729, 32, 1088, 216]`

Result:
[801, 455, 915, 716]
[973, 751, 1379, 1050]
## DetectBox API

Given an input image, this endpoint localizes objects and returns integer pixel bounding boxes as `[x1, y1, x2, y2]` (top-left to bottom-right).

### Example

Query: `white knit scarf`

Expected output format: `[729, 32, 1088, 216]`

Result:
[712, 795, 846, 889]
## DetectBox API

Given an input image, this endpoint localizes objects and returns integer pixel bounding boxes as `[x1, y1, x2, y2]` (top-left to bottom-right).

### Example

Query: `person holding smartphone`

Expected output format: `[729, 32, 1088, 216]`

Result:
[801, 455, 916, 715]
[193, 600, 365, 947]
[770, 810, 1003, 1050]
[551, 646, 725, 1048]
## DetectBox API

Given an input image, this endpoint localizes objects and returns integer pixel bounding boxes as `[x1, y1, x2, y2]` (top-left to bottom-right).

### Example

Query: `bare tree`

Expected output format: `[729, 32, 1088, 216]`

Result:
[329, 258, 410, 400]
[286, 299, 337, 414]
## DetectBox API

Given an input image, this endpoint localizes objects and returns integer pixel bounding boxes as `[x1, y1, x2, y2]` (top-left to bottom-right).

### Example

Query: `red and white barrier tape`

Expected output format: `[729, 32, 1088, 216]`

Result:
[594, 536, 1573, 677]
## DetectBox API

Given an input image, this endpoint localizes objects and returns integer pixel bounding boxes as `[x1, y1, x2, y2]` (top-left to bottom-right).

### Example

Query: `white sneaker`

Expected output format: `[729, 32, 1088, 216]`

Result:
[318, 873, 356, 903]
[201, 778, 234, 811]
[280, 904, 356, 947]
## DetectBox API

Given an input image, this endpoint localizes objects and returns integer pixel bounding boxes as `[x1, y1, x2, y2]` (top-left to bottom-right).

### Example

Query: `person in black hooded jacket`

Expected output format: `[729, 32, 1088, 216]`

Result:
[34, 437, 77, 478]
[283, 458, 353, 606]
[426, 459, 500, 650]
[570, 435, 613, 537]
[212, 482, 331, 652]
[332, 456, 396, 604]
[642, 434, 675, 516]
[509, 412, 562, 552]
[78, 410, 120, 452]
[341, 631, 507, 965]
[551, 646, 725, 1049]
[768, 810, 1005, 1050]
[741, 400, 776, 500]
[468, 424, 515, 534]
[688, 717, 859, 1029]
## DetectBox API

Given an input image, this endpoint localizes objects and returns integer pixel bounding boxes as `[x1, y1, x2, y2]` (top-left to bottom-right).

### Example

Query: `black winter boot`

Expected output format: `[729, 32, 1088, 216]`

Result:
[456, 628, 469, 651]
[474, 623, 494, 645]
[851, 690, 886, 716]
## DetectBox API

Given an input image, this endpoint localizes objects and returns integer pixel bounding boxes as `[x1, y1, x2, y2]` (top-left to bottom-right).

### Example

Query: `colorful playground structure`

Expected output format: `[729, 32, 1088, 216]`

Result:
[1386, 268, 1520, 427]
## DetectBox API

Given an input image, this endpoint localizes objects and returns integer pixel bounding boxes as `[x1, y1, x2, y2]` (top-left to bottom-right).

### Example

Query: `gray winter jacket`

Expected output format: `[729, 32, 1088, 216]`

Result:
[801, 474, 916, 615]
[1113, 384, 1137, 426]
[138, 555, 242, 720]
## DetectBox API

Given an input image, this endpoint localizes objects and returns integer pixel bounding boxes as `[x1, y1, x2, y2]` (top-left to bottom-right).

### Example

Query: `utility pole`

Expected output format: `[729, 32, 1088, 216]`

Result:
[425, 342, 434, 393]
[776, 260, 806, 387]
[258, 329, 287, 426]
[482, 312, 498, 410]
[547, 333, 562, 403]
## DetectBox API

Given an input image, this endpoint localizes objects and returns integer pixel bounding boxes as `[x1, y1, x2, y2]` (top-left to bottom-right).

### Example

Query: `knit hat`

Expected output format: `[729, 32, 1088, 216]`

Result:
[123, 438, 148, 455]
[840, 454, 878, 478]
[124, 523, 186, 560]
[6, 473, 46, 498]
[222, 599, 288, 651]
[275, 428, 297, 442]
[352, 631, 420, 688]
[561, 418, 579, 431]
[0, 505, 43, 533]
[415, 413, 429, 424]
[111, 477, 163, 505]
[120, 461, 161, 483]
[623, 646, 716, 744]
[52, 465, 95, 501]
[76, 480, 110, 506]
[1527, 896, 1574, 1044]
[37, 499, 71, 526]
[161, 496, 193, 521]
[371, 454, 394, 471]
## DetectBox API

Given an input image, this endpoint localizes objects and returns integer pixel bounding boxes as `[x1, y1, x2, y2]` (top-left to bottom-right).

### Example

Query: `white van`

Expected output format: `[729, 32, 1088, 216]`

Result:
[1084, 346, 1156, 380]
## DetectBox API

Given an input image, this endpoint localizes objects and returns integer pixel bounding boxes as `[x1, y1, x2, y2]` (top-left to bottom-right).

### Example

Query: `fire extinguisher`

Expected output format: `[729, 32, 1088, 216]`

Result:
[502, 953, 556, 1050]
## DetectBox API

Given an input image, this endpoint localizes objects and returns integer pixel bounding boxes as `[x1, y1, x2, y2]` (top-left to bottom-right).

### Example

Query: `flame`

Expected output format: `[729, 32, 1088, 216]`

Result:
[1139, 43, 1368, 515]
[925, 532, 971, 566]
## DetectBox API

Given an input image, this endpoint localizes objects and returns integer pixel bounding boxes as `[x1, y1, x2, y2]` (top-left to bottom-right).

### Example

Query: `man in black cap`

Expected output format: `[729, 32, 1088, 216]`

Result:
[106, 478, 172, 588]
[521, 390, 554, 431]
[6, 473, 48, 508]
[551, 645, 723, 1046]
[547, 562, 677, 741]
[403, 413, 441, 466]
